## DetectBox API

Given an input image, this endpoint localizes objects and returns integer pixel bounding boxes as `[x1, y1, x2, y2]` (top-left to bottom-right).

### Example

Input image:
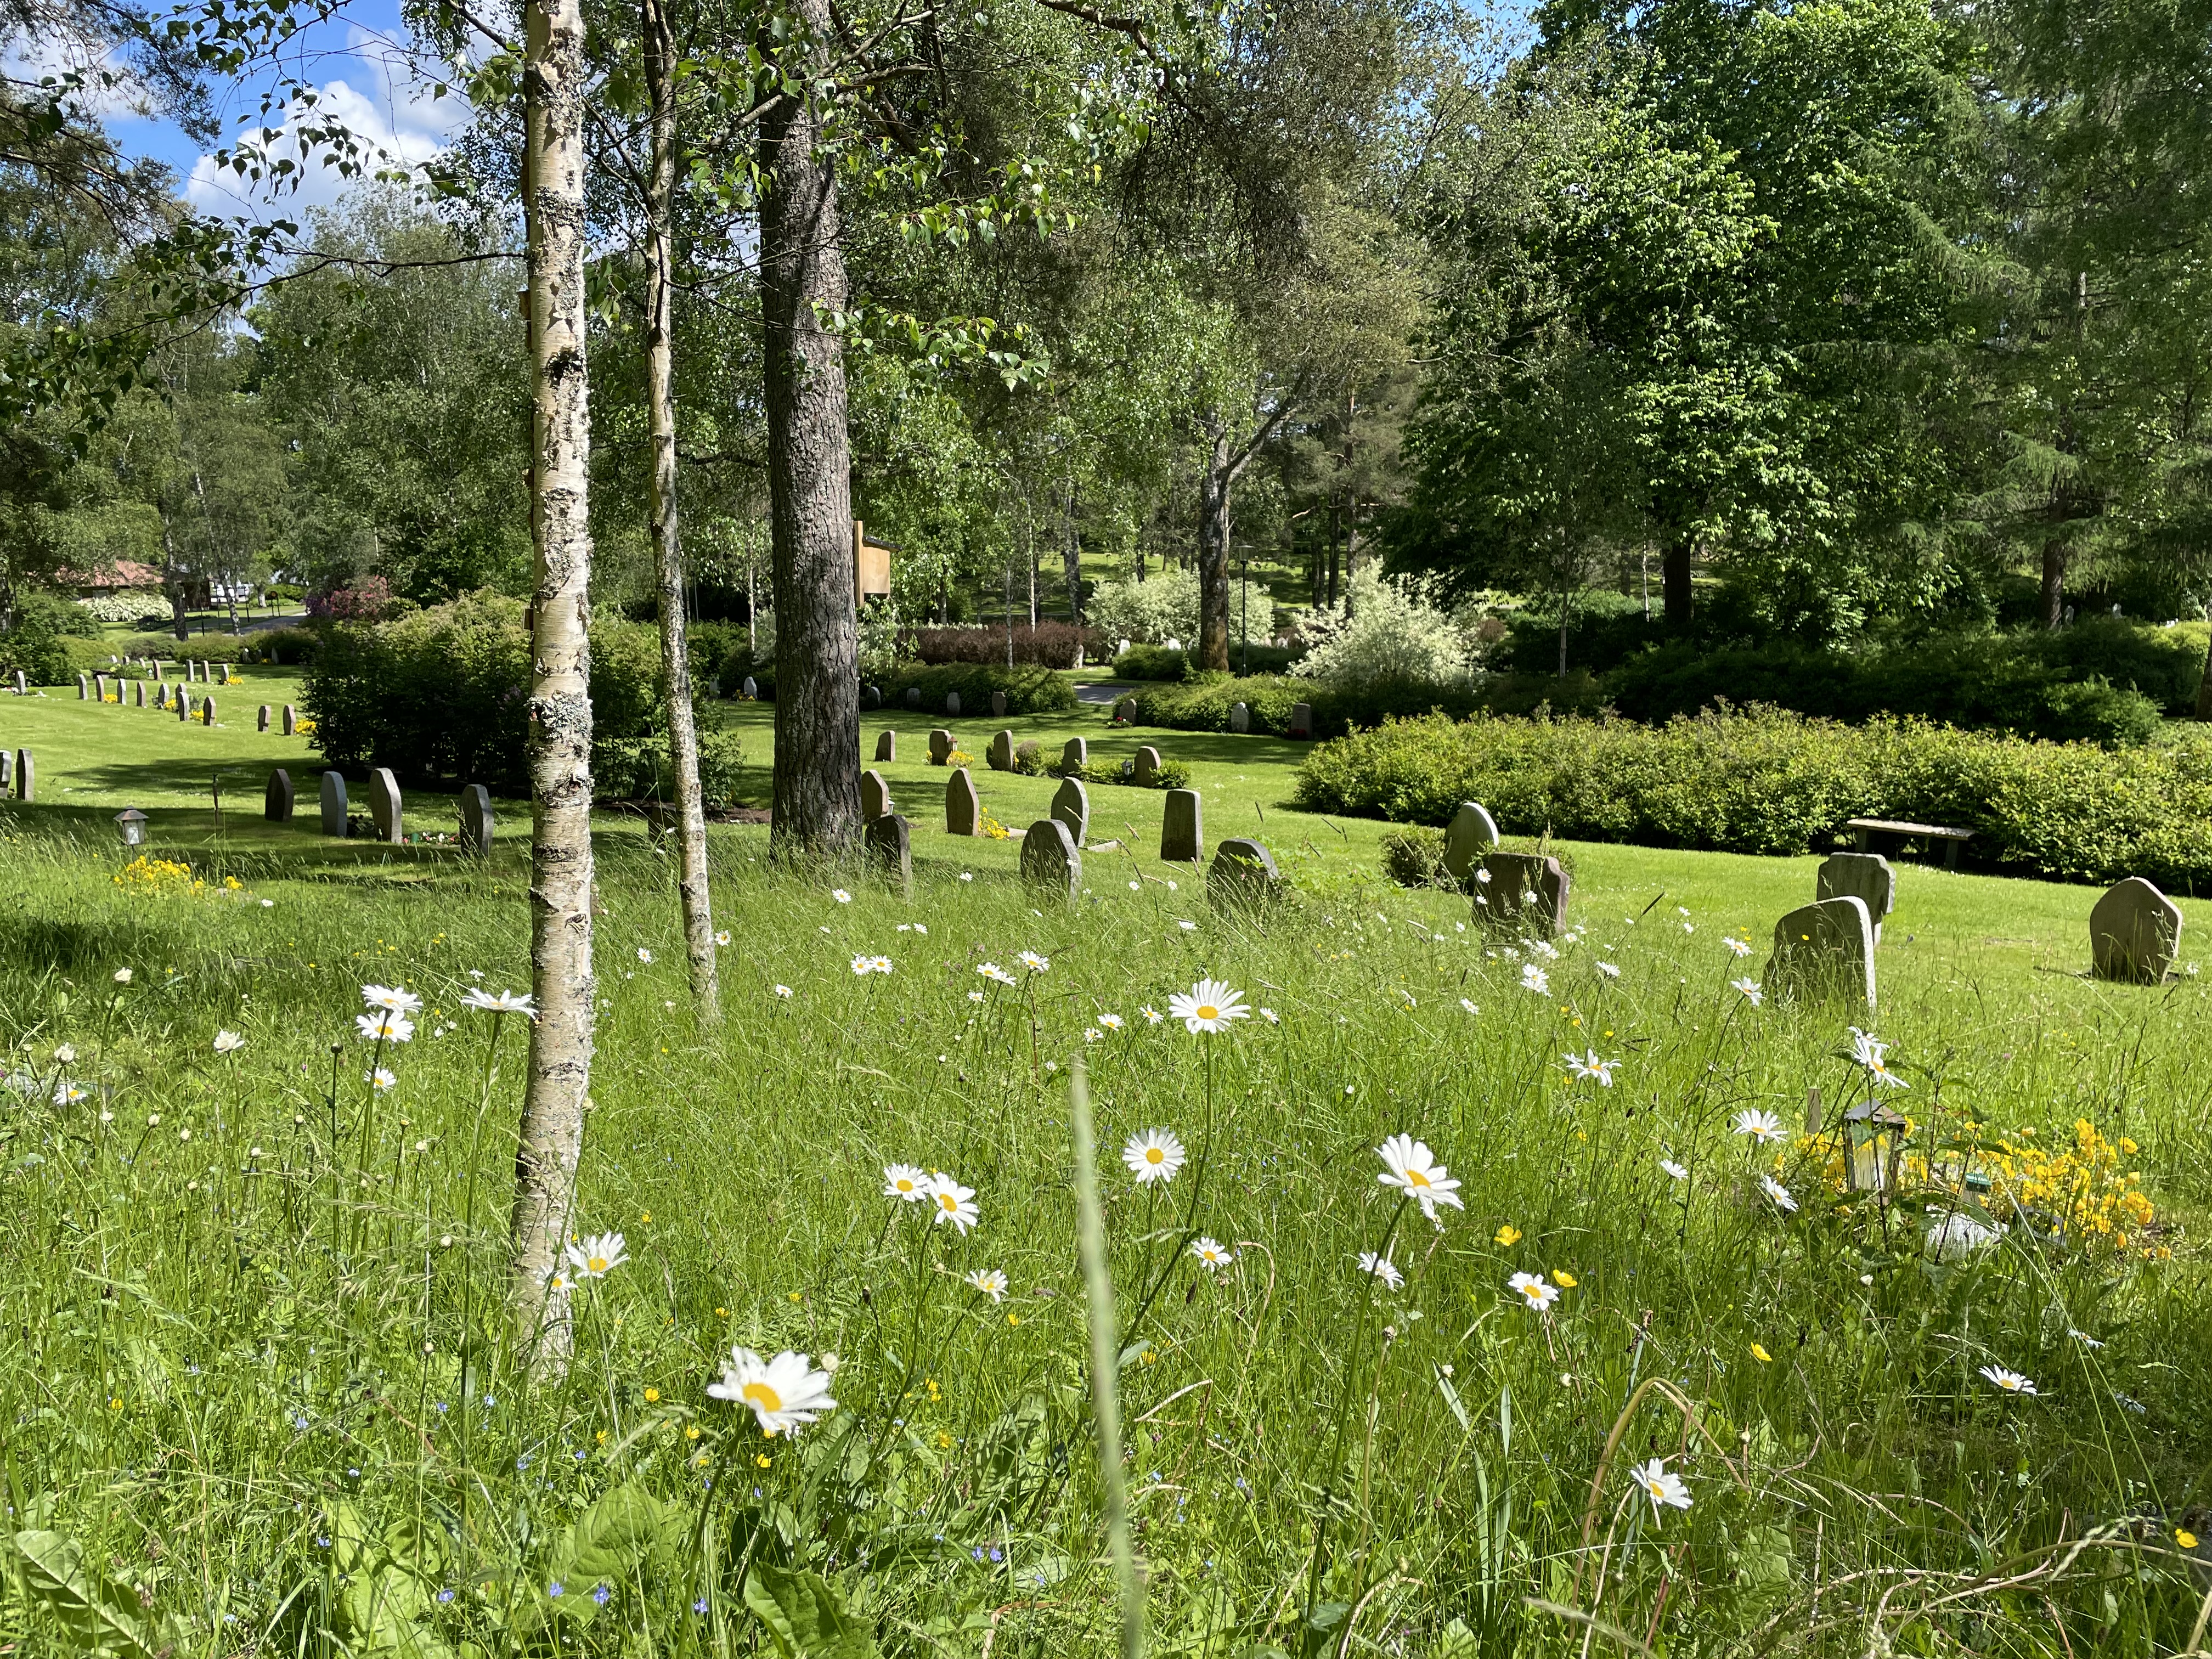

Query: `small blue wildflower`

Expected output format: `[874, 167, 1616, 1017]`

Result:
[316, 1537, 330, 1549]
[548, 1582, 564, 1598]
[516, 1454, 531, 1470]
[989, 1547, 1002, 1562]
[694, 1598, 710, 1615]
[437, 1589, 455, 1604]
[573, 1449, 586, 1462]
[592, 1585, 611, 1606]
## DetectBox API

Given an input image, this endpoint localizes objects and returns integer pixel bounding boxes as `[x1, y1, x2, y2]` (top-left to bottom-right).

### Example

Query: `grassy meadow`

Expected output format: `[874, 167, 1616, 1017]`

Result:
[1, 681, 2209, 1657]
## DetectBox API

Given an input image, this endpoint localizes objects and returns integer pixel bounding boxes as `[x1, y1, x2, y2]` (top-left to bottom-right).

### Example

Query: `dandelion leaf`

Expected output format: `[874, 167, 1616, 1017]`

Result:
[1427, 1618, 1481, 1659]
[743, 1560, 879, 1659]
[552, 1479, 682, 1581]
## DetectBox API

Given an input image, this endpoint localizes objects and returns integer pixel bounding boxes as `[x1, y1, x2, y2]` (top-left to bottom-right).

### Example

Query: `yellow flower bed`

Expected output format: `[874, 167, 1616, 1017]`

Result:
[113, 856, 244, 897]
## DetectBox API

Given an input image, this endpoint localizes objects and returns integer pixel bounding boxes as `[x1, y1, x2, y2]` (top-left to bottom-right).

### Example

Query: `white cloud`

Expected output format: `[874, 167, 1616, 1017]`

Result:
[185, 29, 470, 221]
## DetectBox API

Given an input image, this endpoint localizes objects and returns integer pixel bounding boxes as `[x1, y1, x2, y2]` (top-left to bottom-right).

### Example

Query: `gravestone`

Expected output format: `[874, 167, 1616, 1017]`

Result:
[1442, 802, 1502, 881]
[1020, 816, 1081, 900]
[460, 784, 494, 853]
[222, 664, 235, 685]
[201, 695, 216, 726]
[190, 659, 203, 682]
[990, 690, 1007, 718]
[1051, 777, 1090, 844]
[1764, 895, 1876, 1007]
[1061, 736, 1087, 771]
[905, 686, 923, 709]
[945, 691, 962, 716]
[1478, 851, 1570, 937]
[0, 751, 8, 792]
[865, 812, 913, 897]
[1209, 837, 1284, 911]
[258, 704, 270, 732]
[986, 730, 1014, 772]
[1817, 852, 1896, 943]
[1161, 787, 1203, 862]
[742, 676, 758, 699]
[134, 681, 145, 708]
[1112, 695, 1138, 724]
[861, 769, 893, 821]
[1229, 701, 1250, 734]
[874, 730, 896, 763]
[282, 706, 297, 736]
[945, 768, 981, 837]
[94, 673, 110, 702]
[319, 771, 348, 837]
[862, 684, 881, 709]
[2089, 876, 2183, 983]
[12, 669, 24, 696]
[928, 728, 955, 765]
[77, 674, 88, 699]
[1132, 746, 1161, 786]
[1288, 702, 1315, 740]
[264, 769, 294, 822]
[151, 662, 162, 681]
[367, 768, 403, 843]
[177, 695, 189, 721]
[13, 749, 31, 800]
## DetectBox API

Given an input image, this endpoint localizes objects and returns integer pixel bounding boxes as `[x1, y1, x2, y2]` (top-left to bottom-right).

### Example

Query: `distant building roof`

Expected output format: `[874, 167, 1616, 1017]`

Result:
[58, 562, 163, 591]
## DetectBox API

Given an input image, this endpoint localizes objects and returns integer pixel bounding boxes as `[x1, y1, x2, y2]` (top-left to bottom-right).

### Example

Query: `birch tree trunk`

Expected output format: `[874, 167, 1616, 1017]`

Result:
[760, 0, 860, 863]
[512, 0, 597, 1374]
[1197, 427, 1234, 671]
[645, 0, 720, 1019]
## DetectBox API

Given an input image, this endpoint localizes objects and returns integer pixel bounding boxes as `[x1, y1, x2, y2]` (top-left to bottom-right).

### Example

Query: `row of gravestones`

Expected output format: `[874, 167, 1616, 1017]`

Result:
[1106, 697, 1318, 739]
[84, 672, 301, 734]
[1452, 799, 2196, 1000]
[858, 760, 1206, 864]
[878, 688, 1020, 718]
[261, 769, 496, 851]
[87, 661, 236, 690]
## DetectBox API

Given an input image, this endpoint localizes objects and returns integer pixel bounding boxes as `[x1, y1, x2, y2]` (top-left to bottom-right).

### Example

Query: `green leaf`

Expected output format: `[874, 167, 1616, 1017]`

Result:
[9, 1529, 180, 1658]
[550, 1479, 681, 1583]
[742, 1560, 879, 1659]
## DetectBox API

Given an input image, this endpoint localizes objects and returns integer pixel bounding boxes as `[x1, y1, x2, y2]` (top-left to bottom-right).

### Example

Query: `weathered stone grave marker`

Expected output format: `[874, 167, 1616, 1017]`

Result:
[1288, 702, 1314, 739]
[1161, 787, 1203, 862]
[1061, 736, 1087, 771]
[265, 769, 294, 822]
[1209, 837, 1283, 912]
[460, 784, 494, 853]
[945, 768, 981, 837]
[1817, 852, 1895, 943]
[368, 769, 403, 843]
[1763, 896, 1876, 1007]
[319, 772, 348, 837]
[1229, 702, 1249, 734]
[2089, 876, 2183, 983]
[1442, 802, 1502, 881]
[861, 769, 893, 820]
[865, 814, 912, 897]
[874, 730, 897, 763]
[928, 728, 954, 765]
[1051, 777, 1090, 844]
[1132, 745, 1161, 786]
[986, 730, 1014, 772]
[1021, 817, 1081, 899]
[1478, 851, 1569, 937]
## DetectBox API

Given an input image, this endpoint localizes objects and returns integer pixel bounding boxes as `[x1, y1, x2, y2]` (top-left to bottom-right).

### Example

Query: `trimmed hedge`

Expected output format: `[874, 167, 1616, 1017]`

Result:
[876, 662, 1077, 715]
[1292, 705, 2212, 889]
[907, 622, 1102, 668]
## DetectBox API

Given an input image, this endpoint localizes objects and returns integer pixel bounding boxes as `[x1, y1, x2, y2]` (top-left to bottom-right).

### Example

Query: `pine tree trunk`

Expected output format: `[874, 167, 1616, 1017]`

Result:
[2040, 537, 2068, 629]
[760, 0, 859, 862]
[645, 0, 719, 1020]
[1197, 428, 1233, 670]
[512, 0, 597, 1375]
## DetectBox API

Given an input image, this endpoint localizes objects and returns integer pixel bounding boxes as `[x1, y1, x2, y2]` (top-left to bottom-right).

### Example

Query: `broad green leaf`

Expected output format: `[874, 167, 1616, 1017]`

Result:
[743, 1560, 879, 1659]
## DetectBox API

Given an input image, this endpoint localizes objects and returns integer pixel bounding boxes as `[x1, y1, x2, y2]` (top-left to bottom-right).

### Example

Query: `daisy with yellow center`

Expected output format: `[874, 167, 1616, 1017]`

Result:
[707, 1347, 837, 1436]
[1122, 1127, 1186, 1185]
[964, 1268, 1008, 1302]
[926, 1175, 980, 1233]
[1169, 978, 1249, 1034]
[565, 1231, 629, 1279]
[1189, 1237, 1234, 1269]
[1508, 1272, 1559, 1312]
[1376, 1133, 1464, 1219]
[882, 1164, 929, 1202]
[1631, 1458, 1691, 1516]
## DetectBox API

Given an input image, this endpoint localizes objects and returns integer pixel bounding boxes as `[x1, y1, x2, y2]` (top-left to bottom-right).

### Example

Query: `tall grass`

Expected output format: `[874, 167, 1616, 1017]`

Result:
[0, 828, 2206, 1656]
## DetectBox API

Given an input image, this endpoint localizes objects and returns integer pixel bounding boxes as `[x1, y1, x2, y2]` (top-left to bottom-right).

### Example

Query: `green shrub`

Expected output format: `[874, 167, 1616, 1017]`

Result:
[595, 729, 747, 809]
[1126, 674, 1504, 738]
[1113, 645, 1189, 680]
[1055, 755, 1193, 791]
[1380, 827, 1452, 889]
[1294, 704, 2212, 888]
[877, 661, 1077, 715]
[302, 590, 671, 792]
[251, 625, 320, 666]
[0, 618, 71, 688]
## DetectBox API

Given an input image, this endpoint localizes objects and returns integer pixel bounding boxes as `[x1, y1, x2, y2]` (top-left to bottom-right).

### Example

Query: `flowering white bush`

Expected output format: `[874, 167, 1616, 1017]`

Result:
[1086, 569, 1272, 650]
[1291, 568, 1493, 688]
[77, 591, 164, 624]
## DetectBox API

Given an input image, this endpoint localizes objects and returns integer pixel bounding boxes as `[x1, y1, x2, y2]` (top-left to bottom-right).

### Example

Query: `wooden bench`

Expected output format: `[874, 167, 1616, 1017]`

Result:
[1847, 817, 1974, 871]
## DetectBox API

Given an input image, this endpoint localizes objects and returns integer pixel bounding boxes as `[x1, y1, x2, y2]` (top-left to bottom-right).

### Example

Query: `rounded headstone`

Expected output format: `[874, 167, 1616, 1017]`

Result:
[865, 812, 913, 896]
[2090, 876, 2183, 983]
[460, 783, 494, 853]
[1442, 802, 1502, 879]
[928, 728, 955, 765]
[1061, 736, 1088, 772]
[1228, 701, 1250, 735]
[1816, 852, 1896, 943]
[264, 769, 294, 823]
[1209, 837, 1284, 911]
[945, 768, 981, 836]
[1132, 746, 1161, 787]
[945, 691, 961, 716]
[990, 690, 1007, 718]
[860, 769, 893, 820]
[905, 686, 923, 709]
[319, 771, 348, 837]
[986, 730, 1015, 772]
[368, 767, 403, 843]
[1051, 776, 1090, 844]
[1161, 787, 1203, 863]
[1764, 895, 1876, 1007]
[874, 730, 897, 763]
[1020, 816, 1082, 900]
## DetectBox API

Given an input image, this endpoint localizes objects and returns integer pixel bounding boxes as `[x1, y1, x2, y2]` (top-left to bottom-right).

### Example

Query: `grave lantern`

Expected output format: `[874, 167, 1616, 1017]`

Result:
[114, 808, 149, 847]
[1841, 1101, 1910, 1191]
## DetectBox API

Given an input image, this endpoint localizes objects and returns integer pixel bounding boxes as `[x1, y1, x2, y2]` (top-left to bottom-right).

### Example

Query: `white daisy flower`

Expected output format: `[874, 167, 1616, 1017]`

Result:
[1508, 1272, 1559, 1312]
[1123, 1128, 1186, 1184]
[53, 1044, 75, 1063]
[925, 1175, 980, 1233]
[883, 1164, 929, 1203]
[213, 1030, 245, 1054]
[774, 985, 793, 997]
[1731, 977, 1764, 1006]
[1979, 1364, 2036, 1395]
[357, 1010, 415, 1043]
[964, 1268, 1008, 1302]
[1475, 868, 1492, 884]
[978, 963, 1016, 985]
[714, 930, 731, 946]
[2067, 1329, 2104, 1350]
[1724, 936, 1752, 958]
[1848, 1027, 1908, 1088]
[1168, 978, 1249, 1033]
[1660, 1159, 1689, 1181]
[1732, 1108, 1785, 1144]
[366, 1068, 397, 1091]
[1460, 997, 1480, 1014]
[967, 990, 984, 1002]
[114, 968, 133, 984]
[1563, 1050, 1618, 1087]
[1085, 1028, 1102, 1042]
[1259, 1007, 1279, 1025]
[707, 1347, 838, 1435]
[361, 984, 422, 1015]
[1631, 1457, 1692, 1516]
[1519, 963, 1549, 995]
[1098, 1013, 1125, 1030]
[636, 947, 654, 964]
[1190, 1237, 1234, 1269]
[1177, 919, 1199, 932]
[1018, 951, 1049, 973]
[1376, 1133, 1464, 1218]
[833, 889, 852, 904]
[1358, 1252, 1404, 1290]
[913, 924, 928, 935]
[53, 1082, 89, 1105]
[851, 955, 879, 976]
[565, 1231, 628, 1278]
[1596, 962, 1621, 979]
[461, 988, 537, 1016]
[1140, 1006, 1163, 1025]
[1759, 1175, 1799, 1214]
